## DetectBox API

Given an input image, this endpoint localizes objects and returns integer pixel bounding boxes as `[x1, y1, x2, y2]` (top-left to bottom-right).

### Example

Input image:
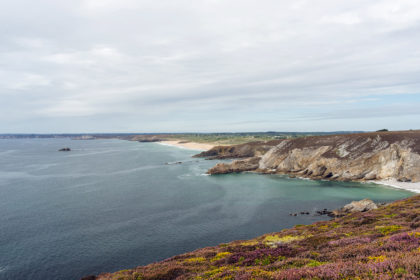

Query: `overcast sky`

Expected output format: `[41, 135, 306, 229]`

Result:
[1, 0, 420, 133]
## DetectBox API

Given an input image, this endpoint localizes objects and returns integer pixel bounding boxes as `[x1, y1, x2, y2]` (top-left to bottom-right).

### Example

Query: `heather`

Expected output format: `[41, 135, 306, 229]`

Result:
[96, 195, 420, 280]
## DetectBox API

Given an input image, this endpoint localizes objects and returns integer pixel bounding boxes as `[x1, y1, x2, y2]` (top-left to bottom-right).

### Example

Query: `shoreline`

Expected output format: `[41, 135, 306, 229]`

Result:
[293, 175, 420, 194]
[373, 179, 420, 194]
[158, 141, 420, 194]
[157, 140, 215, 151]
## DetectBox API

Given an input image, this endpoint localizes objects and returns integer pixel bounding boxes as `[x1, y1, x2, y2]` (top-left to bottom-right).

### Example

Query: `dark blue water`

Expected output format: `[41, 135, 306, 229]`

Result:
[0, 139, 413, 280]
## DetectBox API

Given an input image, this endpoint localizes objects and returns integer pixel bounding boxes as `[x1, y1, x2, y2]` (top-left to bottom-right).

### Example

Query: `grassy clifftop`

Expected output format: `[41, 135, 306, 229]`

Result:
[93, 195, 420, 280]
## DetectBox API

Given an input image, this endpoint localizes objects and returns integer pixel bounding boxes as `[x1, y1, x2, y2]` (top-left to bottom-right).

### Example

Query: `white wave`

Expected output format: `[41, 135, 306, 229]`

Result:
[371, 179, 420, 194]
[0, 266, 8, 273]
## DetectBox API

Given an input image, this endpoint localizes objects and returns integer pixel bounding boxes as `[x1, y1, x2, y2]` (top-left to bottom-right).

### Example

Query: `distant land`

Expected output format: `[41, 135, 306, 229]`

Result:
[0, 131, 364, 143]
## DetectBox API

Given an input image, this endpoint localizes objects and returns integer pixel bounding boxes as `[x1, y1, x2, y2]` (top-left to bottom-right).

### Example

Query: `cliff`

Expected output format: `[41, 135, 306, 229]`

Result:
[89, 195, 420, 280]
[206, 130, 420, 183]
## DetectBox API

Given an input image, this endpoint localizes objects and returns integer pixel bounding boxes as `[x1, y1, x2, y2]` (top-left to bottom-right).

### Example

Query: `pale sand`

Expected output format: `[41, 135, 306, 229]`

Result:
[373, 179, 420, 194]
[158, 140, 215, 151]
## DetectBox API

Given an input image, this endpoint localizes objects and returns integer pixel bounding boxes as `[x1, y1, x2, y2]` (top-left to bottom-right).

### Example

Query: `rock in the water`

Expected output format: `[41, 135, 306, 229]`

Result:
[332, 199, 378, 217]
[58, 147, 71, 152]
[80, 276, 96, 280]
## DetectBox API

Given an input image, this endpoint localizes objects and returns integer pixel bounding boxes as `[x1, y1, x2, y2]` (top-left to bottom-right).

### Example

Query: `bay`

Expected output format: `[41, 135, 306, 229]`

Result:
[0, 139, 412, 280]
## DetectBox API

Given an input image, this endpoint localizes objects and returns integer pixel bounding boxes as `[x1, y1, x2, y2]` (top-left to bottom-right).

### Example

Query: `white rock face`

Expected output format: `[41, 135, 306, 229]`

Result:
[209, 131, 420, 182]
[332, 199, 378, 217]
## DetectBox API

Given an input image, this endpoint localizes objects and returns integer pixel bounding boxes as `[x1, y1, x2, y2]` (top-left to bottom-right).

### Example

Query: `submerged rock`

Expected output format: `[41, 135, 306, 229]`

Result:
[165, 161, 182, 165]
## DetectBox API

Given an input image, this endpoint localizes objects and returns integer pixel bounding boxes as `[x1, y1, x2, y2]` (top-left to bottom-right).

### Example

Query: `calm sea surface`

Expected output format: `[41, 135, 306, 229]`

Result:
[0, 139, 413, 280]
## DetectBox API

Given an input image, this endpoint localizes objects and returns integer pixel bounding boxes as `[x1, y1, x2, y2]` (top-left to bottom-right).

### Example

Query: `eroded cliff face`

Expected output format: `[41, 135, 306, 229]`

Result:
[207, 131, 420, 183]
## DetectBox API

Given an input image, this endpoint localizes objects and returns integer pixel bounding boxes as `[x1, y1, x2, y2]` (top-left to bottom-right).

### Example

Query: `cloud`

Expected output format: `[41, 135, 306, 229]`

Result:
[39, 99, 97, 117]
[322, 13, 362, 25]
[0, 71, 51, 90]
[0, 0, 420, 132]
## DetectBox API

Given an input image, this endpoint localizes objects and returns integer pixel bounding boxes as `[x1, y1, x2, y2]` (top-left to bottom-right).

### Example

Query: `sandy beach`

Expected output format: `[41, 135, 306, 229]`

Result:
[158, 140, 215, 151]
[374, 179, 420, 194]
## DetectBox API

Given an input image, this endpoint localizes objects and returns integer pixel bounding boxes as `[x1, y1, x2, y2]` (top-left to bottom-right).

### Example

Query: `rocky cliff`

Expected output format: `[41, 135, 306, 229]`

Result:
[206, 131, 420, 183]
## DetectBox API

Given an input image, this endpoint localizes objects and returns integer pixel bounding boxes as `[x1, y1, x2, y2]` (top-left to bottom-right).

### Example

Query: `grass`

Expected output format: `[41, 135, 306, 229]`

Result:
[161, 132, 348, 145]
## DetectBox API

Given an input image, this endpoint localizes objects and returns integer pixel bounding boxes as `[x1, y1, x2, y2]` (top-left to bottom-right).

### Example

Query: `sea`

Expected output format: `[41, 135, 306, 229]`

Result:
[0, 139, 413, 280]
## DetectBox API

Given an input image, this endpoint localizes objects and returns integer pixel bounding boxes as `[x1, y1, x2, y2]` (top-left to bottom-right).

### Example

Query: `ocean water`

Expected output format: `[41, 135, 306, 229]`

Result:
[0, 139, 413, 280]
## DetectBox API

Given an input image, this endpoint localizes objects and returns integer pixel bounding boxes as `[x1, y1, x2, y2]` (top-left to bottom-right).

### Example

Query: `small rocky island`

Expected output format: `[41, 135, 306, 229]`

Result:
[58, 147, 71, 152]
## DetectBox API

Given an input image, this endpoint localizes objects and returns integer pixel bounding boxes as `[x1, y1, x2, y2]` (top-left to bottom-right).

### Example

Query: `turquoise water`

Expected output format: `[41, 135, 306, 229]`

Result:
[0, 139, 413, 280]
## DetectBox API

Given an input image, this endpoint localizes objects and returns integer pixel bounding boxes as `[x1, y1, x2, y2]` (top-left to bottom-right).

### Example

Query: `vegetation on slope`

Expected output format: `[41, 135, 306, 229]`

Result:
[132, 132, 362, 145]
[94, 195, 420, 280]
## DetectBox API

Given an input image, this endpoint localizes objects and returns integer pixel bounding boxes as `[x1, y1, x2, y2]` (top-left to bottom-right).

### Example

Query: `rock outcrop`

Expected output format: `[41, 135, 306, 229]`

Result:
[332, 199, 378, 217]
[206, 130, 420, 183]
[58, 147, 71, 151]
[208, 157, 261, 174]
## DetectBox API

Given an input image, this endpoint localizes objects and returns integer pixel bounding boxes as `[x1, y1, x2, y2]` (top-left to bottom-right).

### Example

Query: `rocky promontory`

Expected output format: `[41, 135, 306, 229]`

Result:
[205, 130, 420, 183]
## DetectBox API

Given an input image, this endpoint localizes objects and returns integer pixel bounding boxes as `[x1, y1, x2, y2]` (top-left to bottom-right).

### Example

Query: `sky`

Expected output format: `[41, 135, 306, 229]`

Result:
[1, 0, 420, 133]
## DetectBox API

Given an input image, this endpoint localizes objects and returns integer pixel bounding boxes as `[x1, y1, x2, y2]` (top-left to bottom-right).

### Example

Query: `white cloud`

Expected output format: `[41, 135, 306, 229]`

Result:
[39, 99, 97, 117]
[0, 0, 420, 132]
[0, 72, 51, 90]
[322, 13, 362, 25]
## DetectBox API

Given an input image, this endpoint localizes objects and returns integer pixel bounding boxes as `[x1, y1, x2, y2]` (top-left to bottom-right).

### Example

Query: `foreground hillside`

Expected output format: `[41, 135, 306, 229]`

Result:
[91, 195, 420, 280]
[204, 130, 420, 183]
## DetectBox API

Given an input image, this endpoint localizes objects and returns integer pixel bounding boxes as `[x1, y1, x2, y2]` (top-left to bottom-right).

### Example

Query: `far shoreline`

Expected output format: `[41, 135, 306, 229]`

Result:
[157, 140, 217, 151]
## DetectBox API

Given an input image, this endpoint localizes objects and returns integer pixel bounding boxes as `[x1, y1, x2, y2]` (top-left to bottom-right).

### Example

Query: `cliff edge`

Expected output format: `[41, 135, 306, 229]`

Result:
[206, 130, 420, 183]
[89, 195, 420, 280]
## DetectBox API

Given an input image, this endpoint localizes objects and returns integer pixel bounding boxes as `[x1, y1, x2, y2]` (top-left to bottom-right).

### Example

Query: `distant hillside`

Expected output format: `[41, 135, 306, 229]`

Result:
[0, 131, 364, 145]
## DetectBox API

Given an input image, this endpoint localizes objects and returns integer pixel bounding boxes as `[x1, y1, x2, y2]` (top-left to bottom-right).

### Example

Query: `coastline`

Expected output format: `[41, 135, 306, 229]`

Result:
[159, 141, 420, 194]
[158, 140, 216, 151]
[293, 175, 420, 194]
[373, 179, 420, 194]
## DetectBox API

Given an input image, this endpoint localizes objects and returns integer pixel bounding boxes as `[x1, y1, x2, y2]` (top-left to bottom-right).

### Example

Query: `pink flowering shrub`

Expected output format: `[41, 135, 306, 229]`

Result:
[96, 195, 420, 280]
